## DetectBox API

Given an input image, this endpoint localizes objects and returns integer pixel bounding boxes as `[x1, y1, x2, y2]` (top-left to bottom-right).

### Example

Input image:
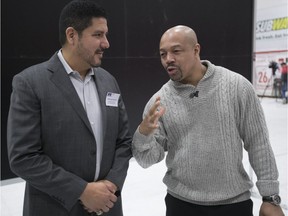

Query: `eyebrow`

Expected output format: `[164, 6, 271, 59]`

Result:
[93, 30, 108, 34]
[160, 44, 182, 52]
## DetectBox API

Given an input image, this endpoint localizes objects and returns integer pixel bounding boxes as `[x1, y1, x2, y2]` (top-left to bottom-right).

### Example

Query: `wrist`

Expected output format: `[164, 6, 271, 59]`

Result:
[262, 194, 281, 206]
[138, 125, 150, 136]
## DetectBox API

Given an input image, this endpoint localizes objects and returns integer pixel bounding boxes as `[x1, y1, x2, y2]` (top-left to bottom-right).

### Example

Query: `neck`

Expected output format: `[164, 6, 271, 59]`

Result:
[61, 48, 90, 78]
[189, 63, 207, 86]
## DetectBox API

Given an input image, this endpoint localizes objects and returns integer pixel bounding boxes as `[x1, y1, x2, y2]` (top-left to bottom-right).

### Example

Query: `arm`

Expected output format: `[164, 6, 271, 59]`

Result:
[7, 74, 87, 211]
[237, 78, 284, 216]
[132, 96, 167, 168]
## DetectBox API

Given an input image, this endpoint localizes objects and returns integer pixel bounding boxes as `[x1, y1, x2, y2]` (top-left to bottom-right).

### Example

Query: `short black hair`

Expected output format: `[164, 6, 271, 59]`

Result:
[59, 0, 107, 46]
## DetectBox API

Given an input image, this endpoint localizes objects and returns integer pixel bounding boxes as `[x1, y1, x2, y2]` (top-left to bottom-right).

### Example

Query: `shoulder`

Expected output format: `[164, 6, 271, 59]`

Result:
[94, 67, 112, 76]
[143, 82, 169, 111]
[15, 54, 58, 80]
[211, 64, 256, 99]
[13, 61, 51, 87]
[215, 65, 252, 86]
[149, 81, 170, 100]
[93, 67, 123, 94]
[93, 67, 117, 82]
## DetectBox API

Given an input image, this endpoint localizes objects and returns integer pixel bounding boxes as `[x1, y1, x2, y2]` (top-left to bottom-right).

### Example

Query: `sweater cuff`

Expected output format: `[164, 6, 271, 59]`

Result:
[132, 127, 154, 152]
[256, 180, 279, 196]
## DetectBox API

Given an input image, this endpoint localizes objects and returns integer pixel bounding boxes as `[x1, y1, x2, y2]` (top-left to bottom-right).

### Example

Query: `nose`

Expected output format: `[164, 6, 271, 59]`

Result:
[166, 52, 175, 63]
[101, 35, 110, 49]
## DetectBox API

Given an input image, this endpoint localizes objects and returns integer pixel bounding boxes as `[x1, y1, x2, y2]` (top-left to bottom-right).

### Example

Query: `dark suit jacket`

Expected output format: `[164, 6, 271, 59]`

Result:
[7, 53, 132, 216]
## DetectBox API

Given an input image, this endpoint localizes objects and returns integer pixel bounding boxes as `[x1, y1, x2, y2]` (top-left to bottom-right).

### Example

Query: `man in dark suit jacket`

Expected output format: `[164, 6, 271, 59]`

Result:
[7, 1, 132, 215]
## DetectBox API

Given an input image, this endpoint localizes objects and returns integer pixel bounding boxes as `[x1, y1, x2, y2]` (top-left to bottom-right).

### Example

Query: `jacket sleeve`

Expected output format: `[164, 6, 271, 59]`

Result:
[7, 74, 87, 211]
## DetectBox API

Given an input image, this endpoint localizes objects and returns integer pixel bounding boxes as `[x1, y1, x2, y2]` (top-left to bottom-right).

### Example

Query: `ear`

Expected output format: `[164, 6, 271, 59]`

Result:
[66, 27, 77, 45]
[194, 43, 201, 56]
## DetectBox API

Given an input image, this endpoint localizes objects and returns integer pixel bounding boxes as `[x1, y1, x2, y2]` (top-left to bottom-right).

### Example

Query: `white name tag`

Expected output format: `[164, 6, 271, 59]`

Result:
[106, 92, 120, 107]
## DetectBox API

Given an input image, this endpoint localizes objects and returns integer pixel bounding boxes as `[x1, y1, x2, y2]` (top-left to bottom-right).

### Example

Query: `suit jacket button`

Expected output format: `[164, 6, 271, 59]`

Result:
[90, 150, 96, 155]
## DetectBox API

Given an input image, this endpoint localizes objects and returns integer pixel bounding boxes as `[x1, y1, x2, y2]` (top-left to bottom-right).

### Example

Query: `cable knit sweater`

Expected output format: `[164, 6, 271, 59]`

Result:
[132, 60, 279, 205]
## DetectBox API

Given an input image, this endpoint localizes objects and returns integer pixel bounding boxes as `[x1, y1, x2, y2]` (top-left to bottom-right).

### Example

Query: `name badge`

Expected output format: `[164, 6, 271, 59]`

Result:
[106, 92, 120, 107]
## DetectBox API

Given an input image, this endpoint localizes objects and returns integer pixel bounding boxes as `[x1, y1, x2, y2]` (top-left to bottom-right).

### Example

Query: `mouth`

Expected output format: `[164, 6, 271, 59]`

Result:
[166, 66, 178, 76]
[96, 49, 104, 57]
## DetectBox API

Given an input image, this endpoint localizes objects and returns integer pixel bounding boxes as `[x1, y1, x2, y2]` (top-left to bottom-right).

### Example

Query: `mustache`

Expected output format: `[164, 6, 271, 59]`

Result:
[166, 64, 178, 70]
[96, 48, 106, 53]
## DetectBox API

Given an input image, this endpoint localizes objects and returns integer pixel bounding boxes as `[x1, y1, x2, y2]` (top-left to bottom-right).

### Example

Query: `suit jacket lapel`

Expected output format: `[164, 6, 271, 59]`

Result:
[92, 70, 107, 139]
[48, 54, 94, 135]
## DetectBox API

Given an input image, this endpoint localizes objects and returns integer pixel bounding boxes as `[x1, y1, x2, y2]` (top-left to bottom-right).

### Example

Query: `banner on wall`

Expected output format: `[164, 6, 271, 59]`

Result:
[255, 17, 288, 52]
[253, 1, 288, 96]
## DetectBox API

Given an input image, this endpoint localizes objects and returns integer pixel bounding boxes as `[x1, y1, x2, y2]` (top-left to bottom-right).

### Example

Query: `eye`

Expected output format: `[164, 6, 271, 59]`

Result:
[93, 33, 102, 37]
[93, 32, 106, 38]
[160, 52, 166, 58]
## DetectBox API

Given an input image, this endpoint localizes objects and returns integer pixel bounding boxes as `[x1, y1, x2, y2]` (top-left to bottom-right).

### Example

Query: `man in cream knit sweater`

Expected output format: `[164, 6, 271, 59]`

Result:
[132, 25, 284, 216]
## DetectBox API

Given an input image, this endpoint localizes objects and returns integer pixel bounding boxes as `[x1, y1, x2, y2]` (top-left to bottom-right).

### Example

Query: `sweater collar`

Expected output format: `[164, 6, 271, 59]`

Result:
[168, 60, 215, 89]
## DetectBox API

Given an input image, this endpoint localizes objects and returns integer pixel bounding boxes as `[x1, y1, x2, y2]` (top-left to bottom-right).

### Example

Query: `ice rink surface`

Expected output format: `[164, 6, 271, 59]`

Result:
[1, 97, 287, 216]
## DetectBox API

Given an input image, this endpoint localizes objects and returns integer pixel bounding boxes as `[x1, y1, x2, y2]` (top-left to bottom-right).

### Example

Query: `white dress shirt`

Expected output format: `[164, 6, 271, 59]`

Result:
[57, 50, 103, 180]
